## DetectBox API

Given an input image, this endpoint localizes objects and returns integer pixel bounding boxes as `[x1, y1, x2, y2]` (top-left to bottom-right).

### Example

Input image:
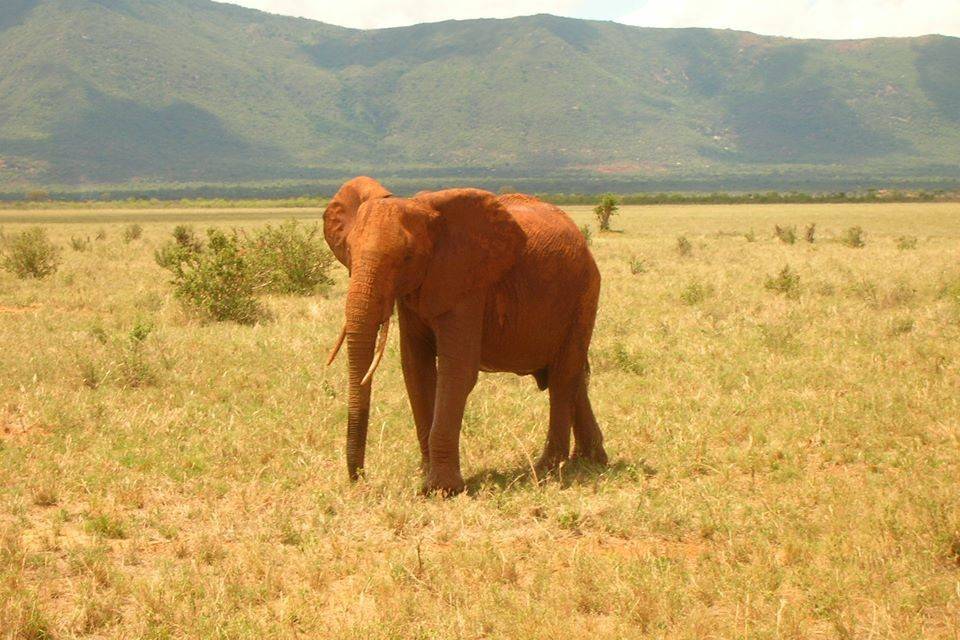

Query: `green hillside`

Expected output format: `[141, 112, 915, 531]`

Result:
[1, 0, 959, 191]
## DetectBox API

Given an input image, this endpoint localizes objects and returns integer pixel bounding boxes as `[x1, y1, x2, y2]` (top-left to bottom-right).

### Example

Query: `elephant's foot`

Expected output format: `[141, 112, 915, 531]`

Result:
[533, 449, 568, 480]
[572, 443, 608, 466]
[421, 464, 465, 497]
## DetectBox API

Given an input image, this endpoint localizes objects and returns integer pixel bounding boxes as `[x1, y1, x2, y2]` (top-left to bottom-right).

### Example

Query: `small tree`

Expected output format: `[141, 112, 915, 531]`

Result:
[593, 194, 619, 232]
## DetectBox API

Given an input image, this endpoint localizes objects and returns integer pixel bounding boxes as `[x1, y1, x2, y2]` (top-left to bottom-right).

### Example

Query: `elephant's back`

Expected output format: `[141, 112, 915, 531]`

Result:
[497, 194, 597, 280]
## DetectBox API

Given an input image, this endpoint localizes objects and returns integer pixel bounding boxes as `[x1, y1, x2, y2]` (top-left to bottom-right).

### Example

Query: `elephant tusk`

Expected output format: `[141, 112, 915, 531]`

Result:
[326, 324, 347, 366]
[361, 317, 390, 386]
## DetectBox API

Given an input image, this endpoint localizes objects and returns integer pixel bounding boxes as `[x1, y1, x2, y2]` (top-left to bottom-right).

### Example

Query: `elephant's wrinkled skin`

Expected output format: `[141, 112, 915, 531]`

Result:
[324, 177, 607, 494]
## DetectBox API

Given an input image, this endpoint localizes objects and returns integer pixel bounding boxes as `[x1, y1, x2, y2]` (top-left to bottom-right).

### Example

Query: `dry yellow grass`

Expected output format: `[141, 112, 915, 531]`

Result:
[1, 203, 959, 638]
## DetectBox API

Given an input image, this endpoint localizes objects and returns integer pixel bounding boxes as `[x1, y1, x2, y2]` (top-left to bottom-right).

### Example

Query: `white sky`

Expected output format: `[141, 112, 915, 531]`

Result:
[223, 0, 960, 38]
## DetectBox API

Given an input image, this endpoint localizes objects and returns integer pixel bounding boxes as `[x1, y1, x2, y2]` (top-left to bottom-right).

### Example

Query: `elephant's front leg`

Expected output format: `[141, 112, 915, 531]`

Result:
[398, 304, 437, 473]
[424, 294, 484, 495]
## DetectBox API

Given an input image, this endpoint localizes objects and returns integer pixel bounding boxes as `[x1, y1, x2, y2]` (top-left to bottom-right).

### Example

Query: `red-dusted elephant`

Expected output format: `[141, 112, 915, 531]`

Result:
[324, 177, 606, 494]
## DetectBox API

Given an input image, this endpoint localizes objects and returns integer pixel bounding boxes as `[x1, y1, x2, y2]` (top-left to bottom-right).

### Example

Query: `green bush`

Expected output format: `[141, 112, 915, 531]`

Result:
[156, 220, 333, 323]
[629, 256, 647, 275]
[675, 235, 692, 257]
[765, 265, 801, 299]
[243, 220, 334, 295]
[1, 227, 61, 278]
[154, 225, 202, 272]
[841, 226, 866, 248]
[158, 228, 265, 324]
[774, 225, 797, 244]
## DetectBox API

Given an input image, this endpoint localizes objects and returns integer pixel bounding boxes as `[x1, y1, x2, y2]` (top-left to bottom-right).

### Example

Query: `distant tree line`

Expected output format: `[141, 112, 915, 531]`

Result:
[1, 185, 958, 207]
[538, 189, 957, 206]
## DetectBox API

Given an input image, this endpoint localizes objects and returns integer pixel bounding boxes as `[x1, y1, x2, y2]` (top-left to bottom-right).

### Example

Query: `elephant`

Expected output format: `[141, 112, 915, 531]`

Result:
[323, 176, 607, 494]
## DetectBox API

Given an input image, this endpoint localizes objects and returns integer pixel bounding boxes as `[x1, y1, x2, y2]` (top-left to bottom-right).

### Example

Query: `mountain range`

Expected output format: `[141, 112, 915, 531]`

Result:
[1, 0, 959, 193]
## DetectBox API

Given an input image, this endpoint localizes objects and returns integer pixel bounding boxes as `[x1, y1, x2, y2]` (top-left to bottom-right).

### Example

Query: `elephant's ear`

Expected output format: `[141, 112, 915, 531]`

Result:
[323, 177, 392, 267]
[414, 189, 525, 319]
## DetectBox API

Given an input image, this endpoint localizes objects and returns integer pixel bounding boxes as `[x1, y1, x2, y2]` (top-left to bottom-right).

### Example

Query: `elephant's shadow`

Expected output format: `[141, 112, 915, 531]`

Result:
[464, 457, 642, 494]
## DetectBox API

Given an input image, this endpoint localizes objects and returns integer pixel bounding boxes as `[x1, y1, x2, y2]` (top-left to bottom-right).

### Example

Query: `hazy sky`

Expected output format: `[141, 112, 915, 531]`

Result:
[224, 0, 960, 38]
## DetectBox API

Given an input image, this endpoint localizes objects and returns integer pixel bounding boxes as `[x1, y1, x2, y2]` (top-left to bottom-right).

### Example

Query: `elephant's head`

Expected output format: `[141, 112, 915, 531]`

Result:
[323, 177, 524, 480]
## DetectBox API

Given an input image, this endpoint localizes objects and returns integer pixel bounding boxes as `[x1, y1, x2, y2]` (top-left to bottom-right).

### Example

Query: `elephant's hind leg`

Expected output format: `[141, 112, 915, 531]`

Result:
[571, 378, 607, 464]
[535, 358, 584, 476]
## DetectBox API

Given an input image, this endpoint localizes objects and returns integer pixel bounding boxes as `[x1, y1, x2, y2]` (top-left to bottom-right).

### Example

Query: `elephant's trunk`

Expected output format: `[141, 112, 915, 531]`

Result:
[343, 259, 392, 480]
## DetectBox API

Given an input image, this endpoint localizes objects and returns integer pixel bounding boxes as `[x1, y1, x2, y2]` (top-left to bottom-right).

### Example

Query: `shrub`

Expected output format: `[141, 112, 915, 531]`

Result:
[70, 236, 92, 252]
[880, 282, 916, 309]
[841, 226, 866, 248]
[939, 275, 960, 307]
[744, 229, 756, 243]
[158, 228, 265, 324]
[593, 194, 619, 232]
[765, 265, 801, 299]
[612, 343, 645, 374]
[579, 224, 592, 247]
[1, 227, 61, 278]
[680, 281, 712, 305]
[122, 223, 143, 243]
[774, 225, 797, 244]
[629, 256, 647, 275]
[244, 220, 334, 295]
[118, 319, 157, 387]
[890, 317, 915, 336]
[804, 223, 816, 243]
[896, 235, 918, 250]
[675, 235, 692, 257]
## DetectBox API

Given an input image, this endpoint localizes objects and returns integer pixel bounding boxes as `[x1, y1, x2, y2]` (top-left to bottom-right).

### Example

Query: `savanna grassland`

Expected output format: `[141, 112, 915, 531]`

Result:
[1, 202, 959, 639]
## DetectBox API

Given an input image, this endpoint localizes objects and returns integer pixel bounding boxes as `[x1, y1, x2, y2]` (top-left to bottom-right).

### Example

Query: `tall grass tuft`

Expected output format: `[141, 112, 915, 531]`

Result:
[70, 236, 92, 252]
[896, 235, 918, 250]
[841, 226, 866, 248]
[629, 256, 648, 275]
[774, 225, 797, 244]
[765, 265, 801, 299]
[122, 224, 143, 243]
